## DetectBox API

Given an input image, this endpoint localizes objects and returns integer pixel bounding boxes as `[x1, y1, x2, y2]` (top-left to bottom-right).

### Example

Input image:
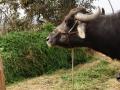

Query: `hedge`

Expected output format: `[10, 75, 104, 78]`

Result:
[0, 23, 92, 84]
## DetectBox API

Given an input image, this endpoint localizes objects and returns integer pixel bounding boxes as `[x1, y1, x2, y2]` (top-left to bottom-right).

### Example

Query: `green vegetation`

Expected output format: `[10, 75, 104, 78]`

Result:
[7, 59, 120, 90]
[0, 23, 92, 84]
[60, 60, 118, 90]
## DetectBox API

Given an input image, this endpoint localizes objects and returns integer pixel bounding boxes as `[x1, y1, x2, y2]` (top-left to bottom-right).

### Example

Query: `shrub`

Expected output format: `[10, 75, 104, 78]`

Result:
[0, 23, 92, 84]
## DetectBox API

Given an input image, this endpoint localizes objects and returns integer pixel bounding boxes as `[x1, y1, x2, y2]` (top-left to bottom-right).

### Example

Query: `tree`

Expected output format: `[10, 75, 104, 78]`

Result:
[19, 0, 76, 24]
[0, 0, 96, 24]
[77, 0, 96, 10]
[19, 0, 97, 24]
[0, 0, 96, 32]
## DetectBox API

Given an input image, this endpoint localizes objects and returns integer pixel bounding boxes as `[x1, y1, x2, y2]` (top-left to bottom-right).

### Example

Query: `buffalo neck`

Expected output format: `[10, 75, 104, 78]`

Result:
[84, 13, 120, 59]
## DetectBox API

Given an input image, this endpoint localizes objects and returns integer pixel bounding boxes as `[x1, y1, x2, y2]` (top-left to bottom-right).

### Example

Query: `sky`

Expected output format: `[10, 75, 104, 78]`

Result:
[93, 0, 120, 14]
[18, 8, 26, 18]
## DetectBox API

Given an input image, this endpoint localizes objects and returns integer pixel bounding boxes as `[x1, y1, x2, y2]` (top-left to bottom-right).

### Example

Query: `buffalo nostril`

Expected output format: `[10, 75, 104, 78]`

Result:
[116, 72, 120, 82]
[46, 37, 49, 41]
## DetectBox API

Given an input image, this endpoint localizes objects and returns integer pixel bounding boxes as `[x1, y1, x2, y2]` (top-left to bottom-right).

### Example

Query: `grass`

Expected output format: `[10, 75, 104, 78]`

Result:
[6, 54, 120, 90]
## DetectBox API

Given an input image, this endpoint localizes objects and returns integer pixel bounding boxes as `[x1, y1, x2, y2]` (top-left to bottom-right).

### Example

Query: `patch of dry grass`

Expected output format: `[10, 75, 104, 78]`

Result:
[6, 54, 120, 90]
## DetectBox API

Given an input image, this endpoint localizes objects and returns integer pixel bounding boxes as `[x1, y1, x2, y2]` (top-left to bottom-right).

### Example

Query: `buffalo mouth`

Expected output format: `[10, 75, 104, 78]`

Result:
[46, 41, 53, 47]
[46, 36, 56, 47]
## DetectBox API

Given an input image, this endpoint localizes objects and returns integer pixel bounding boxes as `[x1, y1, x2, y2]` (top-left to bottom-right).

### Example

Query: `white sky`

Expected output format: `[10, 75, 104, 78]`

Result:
[93, 0, 120, 14]
[18, 8, 26, 18]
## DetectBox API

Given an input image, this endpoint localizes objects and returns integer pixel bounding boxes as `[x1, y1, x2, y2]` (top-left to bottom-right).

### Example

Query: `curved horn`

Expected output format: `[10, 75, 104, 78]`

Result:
[75, 7, 101, 21]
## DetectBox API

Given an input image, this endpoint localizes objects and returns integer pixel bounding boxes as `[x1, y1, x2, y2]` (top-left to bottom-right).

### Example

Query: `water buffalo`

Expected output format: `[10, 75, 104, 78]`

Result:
[46, 6, 120, 60]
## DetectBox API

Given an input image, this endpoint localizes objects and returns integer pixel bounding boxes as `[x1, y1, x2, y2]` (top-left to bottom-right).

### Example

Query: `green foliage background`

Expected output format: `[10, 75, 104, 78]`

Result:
[0, 23, 92, 84]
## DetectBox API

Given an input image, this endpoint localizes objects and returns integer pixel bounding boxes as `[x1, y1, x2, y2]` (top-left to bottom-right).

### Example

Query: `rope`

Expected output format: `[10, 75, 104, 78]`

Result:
[107, 0, 114, 14]
[69, 21, 78, 33]
[70, 2, 81, 90]
[71, 48, 74, 90]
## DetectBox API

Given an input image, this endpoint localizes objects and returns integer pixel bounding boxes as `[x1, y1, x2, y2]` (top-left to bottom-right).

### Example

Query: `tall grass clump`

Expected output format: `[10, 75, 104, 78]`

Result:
[0, 23, 92, 84]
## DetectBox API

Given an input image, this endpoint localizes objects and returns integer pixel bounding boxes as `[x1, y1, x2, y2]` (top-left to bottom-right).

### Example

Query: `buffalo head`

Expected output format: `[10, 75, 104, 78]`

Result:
[46, 7, 101, 48]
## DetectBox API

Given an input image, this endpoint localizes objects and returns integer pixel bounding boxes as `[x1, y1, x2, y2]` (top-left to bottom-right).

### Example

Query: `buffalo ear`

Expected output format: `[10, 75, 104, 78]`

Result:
[77, 23, 86, 39]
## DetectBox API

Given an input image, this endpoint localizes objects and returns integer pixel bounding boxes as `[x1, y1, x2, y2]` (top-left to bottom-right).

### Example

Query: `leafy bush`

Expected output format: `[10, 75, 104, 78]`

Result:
[0, 23, 92, 84]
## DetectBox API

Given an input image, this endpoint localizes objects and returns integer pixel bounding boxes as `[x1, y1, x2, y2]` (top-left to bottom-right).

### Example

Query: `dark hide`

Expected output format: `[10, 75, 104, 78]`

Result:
[85, 12, 120, 59]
